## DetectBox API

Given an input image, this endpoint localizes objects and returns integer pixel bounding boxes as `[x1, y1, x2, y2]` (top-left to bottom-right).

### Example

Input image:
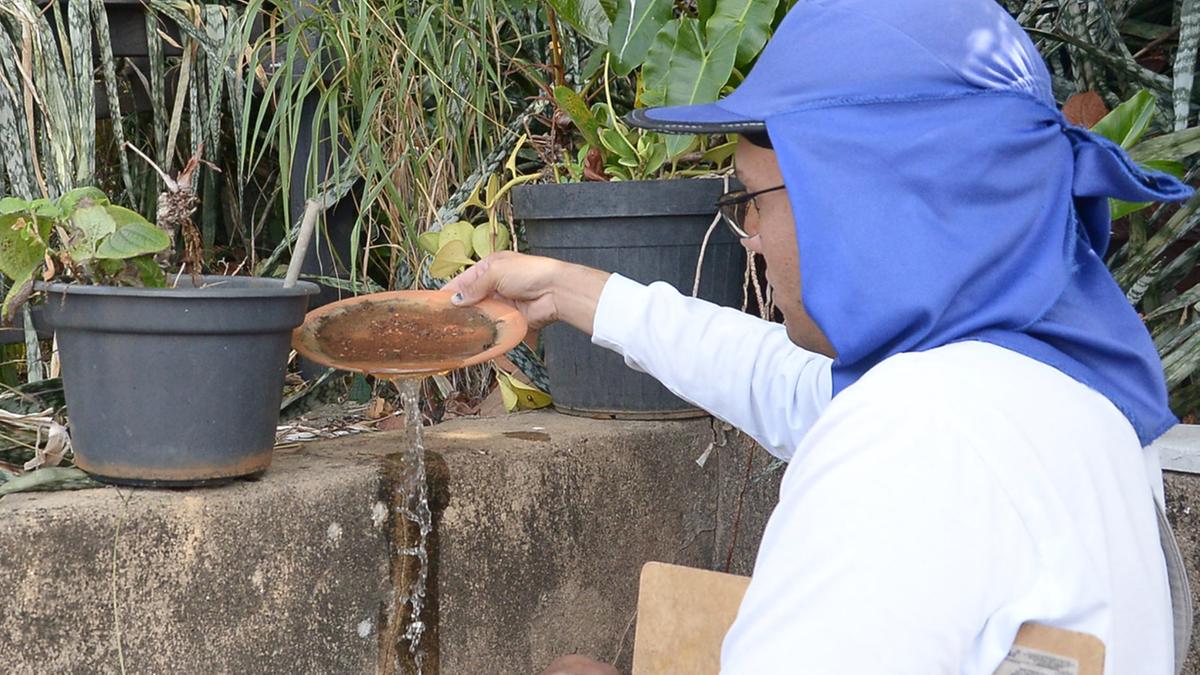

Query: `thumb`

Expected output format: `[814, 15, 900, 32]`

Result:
[446, 257, 496, 306]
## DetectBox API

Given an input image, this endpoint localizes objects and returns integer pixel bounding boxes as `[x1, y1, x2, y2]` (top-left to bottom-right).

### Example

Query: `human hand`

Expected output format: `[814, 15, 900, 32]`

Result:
[444, 252, 611, 335]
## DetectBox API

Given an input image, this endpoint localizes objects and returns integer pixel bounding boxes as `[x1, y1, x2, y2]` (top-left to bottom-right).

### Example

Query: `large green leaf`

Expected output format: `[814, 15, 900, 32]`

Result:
[662, 18, 741, 157]
[0, 198, 30, 216]
[554, 86, 602, 149]
[94, 206, 171, 259]
[641, 20, 680, 108]
[428, 239, 475, 279]
[438, 220, 476, 258]
[56, 186, 109, 215]
[546, 0, 612, 44]
[608, 0, 673, 76]
[66, 205, 118, 260]
[0, 215, 46, 283]
[1092, 89, 1156, 149]
[706, 0, 780, 67]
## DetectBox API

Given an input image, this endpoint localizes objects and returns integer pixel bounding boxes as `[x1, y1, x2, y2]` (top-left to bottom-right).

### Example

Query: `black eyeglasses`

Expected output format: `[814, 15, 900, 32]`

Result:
[715, 184, 786, 239]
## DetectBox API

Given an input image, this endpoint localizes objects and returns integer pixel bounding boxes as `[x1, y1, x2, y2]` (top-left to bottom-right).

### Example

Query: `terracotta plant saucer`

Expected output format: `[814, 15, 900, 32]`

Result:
[292, 290, 527, 378]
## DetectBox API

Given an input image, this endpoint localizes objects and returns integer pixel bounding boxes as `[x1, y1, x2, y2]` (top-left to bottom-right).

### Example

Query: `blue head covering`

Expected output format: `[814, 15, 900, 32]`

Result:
[629, 0, 1193, 445]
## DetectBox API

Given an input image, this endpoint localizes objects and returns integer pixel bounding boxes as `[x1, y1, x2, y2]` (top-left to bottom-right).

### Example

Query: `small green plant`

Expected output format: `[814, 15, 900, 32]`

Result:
[419, 139, 537, 279]
[554, 88, 668, 181]
[0, 188, 171, 320]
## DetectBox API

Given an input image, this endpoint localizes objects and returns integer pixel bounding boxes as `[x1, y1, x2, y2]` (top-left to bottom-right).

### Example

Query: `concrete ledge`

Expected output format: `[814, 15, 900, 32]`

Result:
[3, 415, 1197, 673]
[423, 414, 721, 672]
[0, 412, 761, 673]
[1155, 424, 1200, 474]
[0, 443, 394, 673]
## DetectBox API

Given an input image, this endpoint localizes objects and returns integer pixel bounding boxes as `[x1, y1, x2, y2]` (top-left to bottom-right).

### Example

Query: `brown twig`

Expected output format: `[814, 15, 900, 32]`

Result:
[1134, 26, 1180, 61]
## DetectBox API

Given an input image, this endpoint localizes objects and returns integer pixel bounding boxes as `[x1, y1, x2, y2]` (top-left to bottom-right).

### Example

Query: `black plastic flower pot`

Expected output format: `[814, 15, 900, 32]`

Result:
[514, 178, 747, 419]
[35, 276, 319, 487]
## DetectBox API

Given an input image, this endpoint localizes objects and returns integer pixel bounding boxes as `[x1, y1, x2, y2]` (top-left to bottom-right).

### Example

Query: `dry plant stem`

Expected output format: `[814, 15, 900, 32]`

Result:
[284, 199, 322, 288]
[127, 142, 204, 277]
[546, 8, 566, 88]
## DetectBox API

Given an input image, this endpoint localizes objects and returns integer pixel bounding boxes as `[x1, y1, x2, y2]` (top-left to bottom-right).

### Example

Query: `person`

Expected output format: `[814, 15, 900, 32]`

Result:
[446, 0, 1194, 672]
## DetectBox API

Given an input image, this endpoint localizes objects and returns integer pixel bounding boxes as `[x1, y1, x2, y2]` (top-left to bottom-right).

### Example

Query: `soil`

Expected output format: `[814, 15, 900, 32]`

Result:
[311, 299, 498, 371]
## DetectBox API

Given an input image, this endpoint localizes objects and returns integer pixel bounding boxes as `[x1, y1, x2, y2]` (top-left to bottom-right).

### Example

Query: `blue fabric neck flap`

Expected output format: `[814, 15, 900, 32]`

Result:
[726, 0, 1193, 445]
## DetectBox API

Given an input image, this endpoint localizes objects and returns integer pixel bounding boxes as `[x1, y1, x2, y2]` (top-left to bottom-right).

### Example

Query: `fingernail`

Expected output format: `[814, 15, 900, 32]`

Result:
[451, 292, 464, 304]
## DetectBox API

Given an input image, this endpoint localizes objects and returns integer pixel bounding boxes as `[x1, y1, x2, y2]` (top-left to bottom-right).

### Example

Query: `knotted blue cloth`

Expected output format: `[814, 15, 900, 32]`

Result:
[634, 0, 1193, 444]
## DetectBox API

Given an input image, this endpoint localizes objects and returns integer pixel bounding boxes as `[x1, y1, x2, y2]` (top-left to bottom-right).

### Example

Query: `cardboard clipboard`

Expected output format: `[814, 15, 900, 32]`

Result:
[631, 562, 1104, 675]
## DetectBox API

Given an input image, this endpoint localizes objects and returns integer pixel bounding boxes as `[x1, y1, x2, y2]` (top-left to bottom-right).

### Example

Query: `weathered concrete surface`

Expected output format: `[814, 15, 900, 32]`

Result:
[714, 425, 783, 577]
[7, 413, 1200, 674]
[0, 411, 762, 674]
[1164, 471, 1200, 674]
[423, 413, 722, 673]
[0, 444, 395, 674]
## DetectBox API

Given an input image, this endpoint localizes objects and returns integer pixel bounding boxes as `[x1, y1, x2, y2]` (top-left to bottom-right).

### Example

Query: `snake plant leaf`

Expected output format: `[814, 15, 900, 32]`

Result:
[93, 206, 170, 259]
[1173, 0, 1200, 130]
[545, 0, 612, 44]
[706, 0, 780, 67]
[428, 239, 475, 279]
[1129, 126, 1200, 163]
[1092, 89, 1157, 149]
[0, 466, 98, 497]
[608, 0, 673, 76]
[0, 214, 45, 282]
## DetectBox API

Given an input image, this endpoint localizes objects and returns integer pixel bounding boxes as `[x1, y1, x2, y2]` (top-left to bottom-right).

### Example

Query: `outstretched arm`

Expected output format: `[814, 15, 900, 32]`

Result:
[446, 253, 832, 458]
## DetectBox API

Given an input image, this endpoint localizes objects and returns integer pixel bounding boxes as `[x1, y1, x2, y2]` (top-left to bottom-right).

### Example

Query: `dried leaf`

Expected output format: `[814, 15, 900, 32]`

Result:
[1062, 91, 1109, 128]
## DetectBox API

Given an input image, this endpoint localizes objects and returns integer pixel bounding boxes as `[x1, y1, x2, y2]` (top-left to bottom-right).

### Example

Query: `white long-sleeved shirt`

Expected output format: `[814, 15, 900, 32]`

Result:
[592, 274, 1173, 675]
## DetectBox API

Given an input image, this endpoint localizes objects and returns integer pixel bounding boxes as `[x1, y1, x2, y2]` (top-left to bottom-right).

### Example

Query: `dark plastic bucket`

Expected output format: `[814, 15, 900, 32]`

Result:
[36, 276, 319, 486]
[514, 179, 746, 419]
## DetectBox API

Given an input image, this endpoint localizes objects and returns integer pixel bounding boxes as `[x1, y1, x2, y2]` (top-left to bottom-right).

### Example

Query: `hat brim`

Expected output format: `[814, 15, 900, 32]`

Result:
[625, 103, 766, 135]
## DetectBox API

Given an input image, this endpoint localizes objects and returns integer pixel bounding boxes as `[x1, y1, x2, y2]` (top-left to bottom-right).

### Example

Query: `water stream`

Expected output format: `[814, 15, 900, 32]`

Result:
[395, 377, 432, 674]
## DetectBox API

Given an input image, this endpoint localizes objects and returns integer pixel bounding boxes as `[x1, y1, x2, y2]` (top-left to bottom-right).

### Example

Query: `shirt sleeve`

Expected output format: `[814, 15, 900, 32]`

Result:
[591, 274, 833, 459]
[720, 393, 1036, 674]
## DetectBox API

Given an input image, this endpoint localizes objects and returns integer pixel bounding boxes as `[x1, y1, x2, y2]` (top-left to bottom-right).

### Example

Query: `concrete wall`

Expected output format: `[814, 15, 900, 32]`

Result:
[0, 443, 394, 673]
[1, 414, 1196, 674]
[0, 412, 769, 674]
